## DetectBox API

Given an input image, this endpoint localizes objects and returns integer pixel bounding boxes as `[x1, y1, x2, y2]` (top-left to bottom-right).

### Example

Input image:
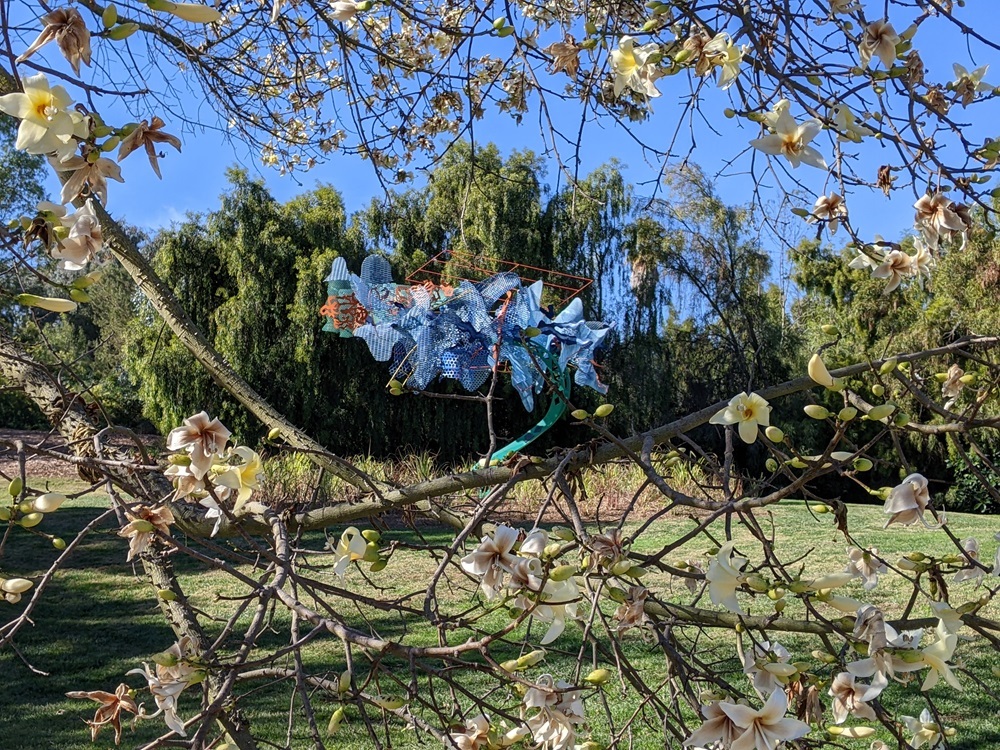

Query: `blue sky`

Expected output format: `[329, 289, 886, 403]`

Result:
[23, 2, 999, 252]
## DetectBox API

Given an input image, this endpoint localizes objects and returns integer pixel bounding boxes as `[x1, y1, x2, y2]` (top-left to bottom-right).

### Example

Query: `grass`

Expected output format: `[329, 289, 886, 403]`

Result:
[1, 479, 999, 749]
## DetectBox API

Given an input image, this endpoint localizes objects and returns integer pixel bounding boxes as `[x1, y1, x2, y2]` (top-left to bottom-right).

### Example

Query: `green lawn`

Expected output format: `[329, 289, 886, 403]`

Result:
[1, 482, 999, 749]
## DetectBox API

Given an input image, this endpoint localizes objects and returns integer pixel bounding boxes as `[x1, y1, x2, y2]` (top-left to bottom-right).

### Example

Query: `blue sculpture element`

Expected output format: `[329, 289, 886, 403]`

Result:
[321, 255, 612, 413]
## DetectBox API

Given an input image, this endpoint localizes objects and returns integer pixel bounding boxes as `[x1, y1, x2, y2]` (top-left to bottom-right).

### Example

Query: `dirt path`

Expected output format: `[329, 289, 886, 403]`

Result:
[0, 428, 162, 480]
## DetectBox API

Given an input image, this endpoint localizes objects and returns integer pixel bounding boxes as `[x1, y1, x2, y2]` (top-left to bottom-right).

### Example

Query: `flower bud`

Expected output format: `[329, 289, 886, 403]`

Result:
[523, 326, 541, 337]
[108, 22, 140, 39]
[878, 358, 898, 375]
[804, 405, 830, 420]
[33, 493, 66, 513]
[361, 529, 381, 543]
[811, 503, 830, 514]
[551, 526, 574, 541]
[7, 478, 22, 497]
[821, 324, 840, 336]
[1, 578, 33, 594]
[19, 512, 43, 528]
[765, 458, 778, 472]
[69, 289, 91, 303]
[151, 650, 179, 667]
[570, 409, 589, 420]
[594, 404, 615, 418]
[338, 669, 352, 692]
[15, 294, 77, 313]
[52, 537, 67, 550]
[808, 353, 835, 387]
[583, 668, 612, 685]
[764, 426, 784, 442]
[0, 506, 10, 521]
[103, 4, 119, 27]
[500, 659, 521, 672]
[372, 696, 406, 710]
[157, 588, 178, 600]
[327, 706, 346, 736]
[516, 650, 546, 668]
[549, 564, 577, 582]
[865, 404, 896, 421]
[761, 662, 798, 677]
[838, 407, 858, 422]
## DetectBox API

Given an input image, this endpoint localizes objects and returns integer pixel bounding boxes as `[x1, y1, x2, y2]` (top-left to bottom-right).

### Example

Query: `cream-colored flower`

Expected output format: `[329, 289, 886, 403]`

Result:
[522, 674, 586, 750]
[211, 446, 263, 513]
[872, 249, 914, 294]
[0, 73, 77, 154]
[329, 1, 360, 22]
[515, 577, 579, 645]
[705, 542, 747, 614]
[117, 117, 182, 179]
[902, 709, 951, 749]
[913, 193, 967, 249]
[953, 537, 985, 585]
[710, 392, 771, 445]
[330, 526, 368, 577]
[126, 649, 198, 737]
[449, 714, 491, 750]
[918, 621, 961, 691]
[859, 21, 900, 69]
[930, 602, 963, 636]
[55, 154, 124, 205]
[610, 36, 661, 98]
[829, 672, 879, 724]
[741, 640, 791, 695]
[52, 199, 101, 270]
[702, 33, 746, 90]
[118, 505, 175, 561]
[941, 363, 965, 408]
[951, 63, 991, 107]
[16, 8, 92, 75]
[683, 700, 744, 747]
[808, 193, 847, 234]
[883, 473, 932, 528]
[911, 240, 935, 282]
[750, 111, 827, 170]
[461, 524, 520, 599]
[830, 0, 860, 13]
[846, 548, 887, 590]
[718, 689, 811, 750]
[167, 411, 232, 479]
[831, 104, 874, 143]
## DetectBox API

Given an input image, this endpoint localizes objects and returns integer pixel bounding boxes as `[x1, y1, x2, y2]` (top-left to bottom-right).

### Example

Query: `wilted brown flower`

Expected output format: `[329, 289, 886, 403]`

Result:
[16, 8, 92, 76]
[876, 165, 895, 196]
[614, 585, 649, 633]
[544, 37, 581, 78]
[66, 683, 138, 745]
[589, 527, 625, 567]
[117, 117, 182, 179]
[118, 505, 175, 561]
